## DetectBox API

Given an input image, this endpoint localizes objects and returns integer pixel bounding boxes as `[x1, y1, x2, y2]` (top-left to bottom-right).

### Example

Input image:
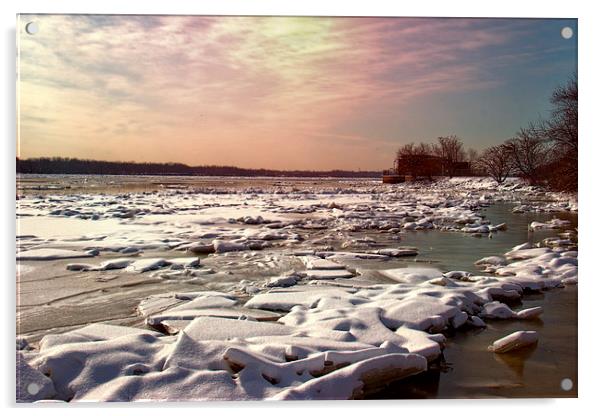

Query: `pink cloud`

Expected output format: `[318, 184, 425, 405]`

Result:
[17, 15, 538, 169]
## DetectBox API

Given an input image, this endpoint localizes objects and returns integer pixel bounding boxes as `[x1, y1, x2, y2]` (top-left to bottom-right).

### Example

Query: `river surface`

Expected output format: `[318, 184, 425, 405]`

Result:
[16, 175, 578, 399]
[394, 203, 577, 274]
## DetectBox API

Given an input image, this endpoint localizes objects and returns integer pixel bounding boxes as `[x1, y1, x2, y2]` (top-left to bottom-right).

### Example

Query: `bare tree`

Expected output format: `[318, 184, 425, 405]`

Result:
[547, 75, 577, 154]
[543, 75, 577, 191]
[477, 145, 513, 184]
[506, 76, 577, 190]
[435, 135, 466, 177]
[504, 126, 551, 185]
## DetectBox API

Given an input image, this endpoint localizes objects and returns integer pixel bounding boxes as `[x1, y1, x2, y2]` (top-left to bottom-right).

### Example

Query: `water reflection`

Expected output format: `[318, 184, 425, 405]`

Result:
[493, 343, 538, 378]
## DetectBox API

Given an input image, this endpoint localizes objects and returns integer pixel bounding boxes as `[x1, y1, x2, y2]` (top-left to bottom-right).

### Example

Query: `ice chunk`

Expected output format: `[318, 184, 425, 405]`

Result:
[474, 256, 507, 267]
[169, 295, 238, 311]
[516, 306, 543, 320]
[301, 257, 346, 270]
[529, 218, 571, 230]
[127, 258, 169, 272]
[98, 258, 133, 270]
[381, 267, 443, 284]
[505, 247, 551, 260]
[148, 308, 282, 332]
[488, 330, 538, 353]
[451, 311, 469, 328]
[279, 306, 442, 361]
[213, 240, 248, 253]
[479, 301, 516, 319]
[17, 248, 96, 261]
[443, 271, 472, 279]
[40, 323, 161, 351]
[138, 295, 184, 317]
[562, 276, 578, 285]
[78, 367, 242, 401]
[182, 316, 293, 341]
[302, 269, 354, 280]
[462, 225, 491, 233]
[376, 248, 418, 257]
[380, 298, 461, 331]
[126, 258, 169, 273]
[245, 288, 354, 311]
[187, 243, 216, 254]
[266, 274, 300, 288]
[468, 316, 486, 328]
[31, 333, 171, 400]
[16, 352, 56, 402]
[66, 263, 95, 271]
[324, 252, 389, 261]
[271, 353, 427, 400]
[170, 257, 201, 268]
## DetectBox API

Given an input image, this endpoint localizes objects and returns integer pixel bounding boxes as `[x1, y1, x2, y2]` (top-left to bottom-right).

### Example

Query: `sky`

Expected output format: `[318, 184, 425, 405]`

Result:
[17, 15, 577, 171]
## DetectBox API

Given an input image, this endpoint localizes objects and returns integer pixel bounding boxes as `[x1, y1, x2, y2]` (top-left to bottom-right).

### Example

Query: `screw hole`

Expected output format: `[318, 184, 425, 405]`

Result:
[25, 22, 39, 35]
[561, 27, 573, 40]
[27, 382, 40, 395]
[560, 378, 573, 391]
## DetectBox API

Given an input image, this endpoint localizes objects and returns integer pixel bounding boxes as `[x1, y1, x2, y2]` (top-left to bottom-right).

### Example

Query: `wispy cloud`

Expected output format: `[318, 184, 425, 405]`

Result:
[17, 15, 576, 169]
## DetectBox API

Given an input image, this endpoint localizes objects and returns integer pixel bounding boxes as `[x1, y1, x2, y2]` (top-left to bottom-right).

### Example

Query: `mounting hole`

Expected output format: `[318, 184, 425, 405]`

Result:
[561, 27, 573, 40]
[560, 378, 573, 391]
[27, 382, 40, 395]
[25, 21, 39, 35]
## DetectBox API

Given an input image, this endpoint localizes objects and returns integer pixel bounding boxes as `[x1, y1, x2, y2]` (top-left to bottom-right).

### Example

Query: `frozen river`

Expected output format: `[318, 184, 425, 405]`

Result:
[16, 175, 578, 401]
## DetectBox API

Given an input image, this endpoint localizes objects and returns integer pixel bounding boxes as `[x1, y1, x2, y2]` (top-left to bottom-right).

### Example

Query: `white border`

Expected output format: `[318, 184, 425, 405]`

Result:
[2, 1, 601, 415]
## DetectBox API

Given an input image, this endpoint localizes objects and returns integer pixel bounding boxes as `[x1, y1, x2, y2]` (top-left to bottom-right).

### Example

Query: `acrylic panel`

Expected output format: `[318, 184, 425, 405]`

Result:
[16, 14, 578, 402]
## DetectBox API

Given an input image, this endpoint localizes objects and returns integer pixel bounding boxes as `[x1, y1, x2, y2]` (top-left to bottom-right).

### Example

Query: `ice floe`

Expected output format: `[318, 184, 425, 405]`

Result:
[488, 330, 539, 353]
[381, 267, 443, 284]
[529, 218, 573, 230]
[17, 248, 97, 261]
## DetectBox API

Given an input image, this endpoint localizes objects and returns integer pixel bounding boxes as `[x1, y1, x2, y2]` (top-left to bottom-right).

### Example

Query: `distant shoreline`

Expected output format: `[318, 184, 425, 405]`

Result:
[16, 157, 381, 179]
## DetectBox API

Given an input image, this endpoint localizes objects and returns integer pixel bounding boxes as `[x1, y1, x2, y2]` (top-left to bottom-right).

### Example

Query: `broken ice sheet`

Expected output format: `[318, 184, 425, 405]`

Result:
[16, 177, 577, 401]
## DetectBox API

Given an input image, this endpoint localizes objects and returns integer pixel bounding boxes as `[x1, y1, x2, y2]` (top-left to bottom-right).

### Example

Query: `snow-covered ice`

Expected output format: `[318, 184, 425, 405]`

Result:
[15, 176, 577, 401]
[488, 331, 539, 353]
[17, 248, 96, 261]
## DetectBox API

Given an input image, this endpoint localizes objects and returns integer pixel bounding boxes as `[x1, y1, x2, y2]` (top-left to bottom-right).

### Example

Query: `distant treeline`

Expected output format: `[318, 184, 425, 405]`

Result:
[16, 157, 381, 178]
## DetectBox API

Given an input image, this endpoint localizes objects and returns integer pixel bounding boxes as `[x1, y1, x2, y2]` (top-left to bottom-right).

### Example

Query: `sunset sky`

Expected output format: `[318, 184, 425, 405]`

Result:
[17, 15, 577, 170]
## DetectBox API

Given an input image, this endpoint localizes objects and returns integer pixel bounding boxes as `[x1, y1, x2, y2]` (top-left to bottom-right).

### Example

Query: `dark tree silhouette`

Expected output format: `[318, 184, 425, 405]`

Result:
[15, 157, 380, 178]
[477, 145, 513, 184]
[503, 125, 551, 185]
[502, 76, 577, 191]
[434, 135, 466, 177]
[543, 76, 578, 191]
